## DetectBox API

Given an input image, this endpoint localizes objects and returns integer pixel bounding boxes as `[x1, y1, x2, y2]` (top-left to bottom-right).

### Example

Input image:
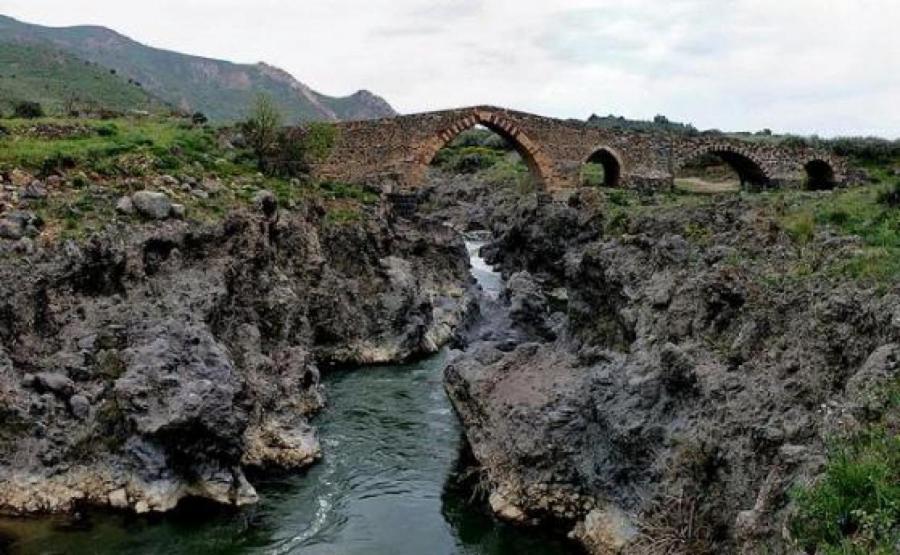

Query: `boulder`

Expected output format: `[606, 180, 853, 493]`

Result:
[157, 175, 179, 187]
[200, 177, 223, 194]
[505, 271, 554, 339]
[22, 180, 47, 199]
[68, 394, 91, 420]
[33, 372, 75, 398]
[170, 203, 186, 219]
[8, 169, 33, 188]
[571, 505, 639, 554]
[114, 320, 247, 461]
[115, 196, 135, 215]
[132, 191, 172, 220]
[489, 491, 527, 522]
[0, 217, 24, 240]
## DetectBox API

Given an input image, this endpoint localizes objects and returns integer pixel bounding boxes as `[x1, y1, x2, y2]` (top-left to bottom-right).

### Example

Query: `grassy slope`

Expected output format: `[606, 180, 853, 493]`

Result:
[0, 42, 163, 114]
[0, 15, 396, 123]
[0, 116, 376, 243]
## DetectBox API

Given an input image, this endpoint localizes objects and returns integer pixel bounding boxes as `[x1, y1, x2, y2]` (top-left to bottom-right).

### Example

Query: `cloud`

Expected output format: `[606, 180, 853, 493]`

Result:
[2, 0, 898, 136]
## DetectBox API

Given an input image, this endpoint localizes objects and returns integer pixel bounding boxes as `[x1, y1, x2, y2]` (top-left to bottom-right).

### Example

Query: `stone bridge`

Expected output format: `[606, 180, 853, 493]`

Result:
[309, 105, 846, 192]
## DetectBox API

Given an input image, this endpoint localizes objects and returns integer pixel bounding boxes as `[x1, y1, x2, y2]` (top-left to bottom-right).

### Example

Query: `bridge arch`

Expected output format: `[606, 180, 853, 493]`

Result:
[581, 147, 624, 187]
[803, 158, 836, 190]
[677, 144, 771, 189]
[412, 109, 554, 189]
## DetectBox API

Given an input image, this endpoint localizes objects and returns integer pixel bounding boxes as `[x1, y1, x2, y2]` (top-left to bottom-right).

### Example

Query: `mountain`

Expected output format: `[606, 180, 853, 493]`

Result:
[0, 41, 165, 115]
[0, 14, 397, 122]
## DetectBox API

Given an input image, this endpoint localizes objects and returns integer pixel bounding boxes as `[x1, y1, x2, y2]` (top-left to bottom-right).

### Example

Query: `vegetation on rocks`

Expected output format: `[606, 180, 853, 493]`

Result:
[0, 113, 370, 245]
[790, 381, 899, 554]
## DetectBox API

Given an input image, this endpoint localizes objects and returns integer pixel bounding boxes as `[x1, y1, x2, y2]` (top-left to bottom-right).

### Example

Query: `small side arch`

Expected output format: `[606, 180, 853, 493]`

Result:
[412, 110, 554, 189]
[581, 147, 624, 187]
[677, 144, 771, 189]
[803, 159, 836, 190]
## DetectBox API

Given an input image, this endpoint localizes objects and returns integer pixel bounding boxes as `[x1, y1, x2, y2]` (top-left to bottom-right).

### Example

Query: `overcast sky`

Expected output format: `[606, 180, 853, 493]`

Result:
[4, 0, 899, 137]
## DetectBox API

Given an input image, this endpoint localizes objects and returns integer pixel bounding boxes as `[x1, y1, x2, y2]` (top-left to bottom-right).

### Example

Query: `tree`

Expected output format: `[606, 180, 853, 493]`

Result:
[243, 94, 282, 170]
[270, 122, 338, 177]
[14, 101, 44, 119]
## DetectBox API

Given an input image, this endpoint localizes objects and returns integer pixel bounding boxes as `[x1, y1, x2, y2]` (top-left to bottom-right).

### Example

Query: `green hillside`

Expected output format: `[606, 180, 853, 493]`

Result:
[0, 41, 164, 116]
[0, 14, 396, 123]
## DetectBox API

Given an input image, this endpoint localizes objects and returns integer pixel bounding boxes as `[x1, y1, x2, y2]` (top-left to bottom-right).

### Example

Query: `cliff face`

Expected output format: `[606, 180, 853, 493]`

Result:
[0, 201, 469, 515]
[444, 189, 899, 553]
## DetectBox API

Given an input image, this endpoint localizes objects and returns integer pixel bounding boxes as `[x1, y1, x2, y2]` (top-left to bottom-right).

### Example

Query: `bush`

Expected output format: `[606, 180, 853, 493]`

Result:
[13, 101, 44, 119]
[450, 128, 512, 150]
[780, 135, 810, 149]
[791, 431, 899, 553]
[784, 212, 816, 243]
[96, 123, 118, 137]
[877, 182, 900, 208]
[191, 112, 208, 125]
[269, 122, 337, 177]
[433, 146, 502, 173]
[242, 94, 282, 170]
[581, 162, 606, 186]
[826, 137, 900, 165]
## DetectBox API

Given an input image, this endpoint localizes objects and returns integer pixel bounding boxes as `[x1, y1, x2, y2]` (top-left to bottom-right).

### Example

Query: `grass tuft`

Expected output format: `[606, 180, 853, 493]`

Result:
[790, 382, 900, 554]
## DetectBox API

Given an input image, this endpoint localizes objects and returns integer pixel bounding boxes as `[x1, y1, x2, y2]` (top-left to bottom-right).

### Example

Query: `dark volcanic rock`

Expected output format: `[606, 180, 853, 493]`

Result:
[0, 203, 471, 515]
[444, 193, 900, 554]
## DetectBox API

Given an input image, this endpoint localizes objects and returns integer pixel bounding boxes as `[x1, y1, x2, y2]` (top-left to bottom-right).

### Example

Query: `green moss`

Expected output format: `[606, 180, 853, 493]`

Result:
[325, 206, 362, 224]
[314, 180, 378, 204]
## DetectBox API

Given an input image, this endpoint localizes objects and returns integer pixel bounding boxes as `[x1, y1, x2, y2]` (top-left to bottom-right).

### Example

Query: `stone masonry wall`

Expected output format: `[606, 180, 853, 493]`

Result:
[310, 106, 845, 192]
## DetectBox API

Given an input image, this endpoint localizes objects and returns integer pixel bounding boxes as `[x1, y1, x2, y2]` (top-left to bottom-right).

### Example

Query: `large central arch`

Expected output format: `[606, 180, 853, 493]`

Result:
[410, 109, 555, 189]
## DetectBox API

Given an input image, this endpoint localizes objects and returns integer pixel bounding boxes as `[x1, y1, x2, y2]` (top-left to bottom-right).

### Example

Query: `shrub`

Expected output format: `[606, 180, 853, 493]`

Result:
[242, 94, 282, 170]
[791, 430, 899, 553]
[581, 162, 606, 186]
[780, 135, 810, 149]
[300, 122, 337, 164]
[13, 101, 44, 119]
[877, 182, 900, 208]
[450, 128, 512, 150]
[826, 137, 900, 165]
[269, 122, 337, 177]
[784, 212, 816, 244]
[96, 123, 118, 137]
[435, 146, 502, 174]
[191, 112, 208, 125]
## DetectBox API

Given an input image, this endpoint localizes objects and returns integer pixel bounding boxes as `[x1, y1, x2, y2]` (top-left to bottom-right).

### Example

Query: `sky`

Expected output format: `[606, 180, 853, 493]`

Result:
[3, 0, 899, 137]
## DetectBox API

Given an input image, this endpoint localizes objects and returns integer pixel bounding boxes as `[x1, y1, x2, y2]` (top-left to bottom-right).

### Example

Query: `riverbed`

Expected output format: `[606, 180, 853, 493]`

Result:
[0, 241, 576, 554]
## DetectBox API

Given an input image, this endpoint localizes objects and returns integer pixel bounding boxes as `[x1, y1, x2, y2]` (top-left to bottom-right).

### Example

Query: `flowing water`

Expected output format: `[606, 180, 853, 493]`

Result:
[0, 241, 576, 555]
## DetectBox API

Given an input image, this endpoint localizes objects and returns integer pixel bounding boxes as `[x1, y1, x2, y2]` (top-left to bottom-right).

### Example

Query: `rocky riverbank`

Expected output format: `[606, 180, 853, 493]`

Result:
[443, 187, 899, 553]
[0, 197, 472, 515]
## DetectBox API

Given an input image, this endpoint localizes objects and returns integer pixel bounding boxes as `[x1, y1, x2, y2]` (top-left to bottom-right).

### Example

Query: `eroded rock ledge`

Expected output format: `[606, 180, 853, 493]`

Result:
[444, 190, 899, 554]
[0, 200, 471, 515]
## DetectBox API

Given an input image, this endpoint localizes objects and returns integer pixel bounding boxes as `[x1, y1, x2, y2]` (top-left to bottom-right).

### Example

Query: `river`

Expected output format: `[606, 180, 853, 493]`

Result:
[0, 241, 576, 555]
